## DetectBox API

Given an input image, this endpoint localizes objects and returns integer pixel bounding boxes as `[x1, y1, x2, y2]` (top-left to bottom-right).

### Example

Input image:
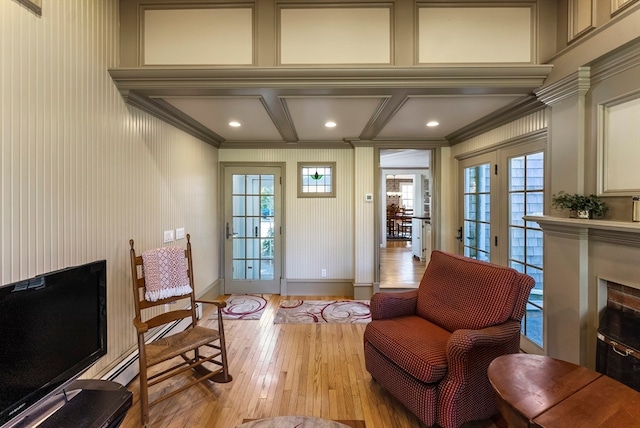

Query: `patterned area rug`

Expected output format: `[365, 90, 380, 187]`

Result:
[210, 294, 268, 320]
[274, 300, 371, 324]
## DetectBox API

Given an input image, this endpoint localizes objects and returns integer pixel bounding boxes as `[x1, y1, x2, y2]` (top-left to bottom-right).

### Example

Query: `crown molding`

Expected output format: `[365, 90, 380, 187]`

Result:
[123, 91, 223, 146]
[536, 67, 591, 105]
[590, 38, 640, 85]
[447, 95, 546, 145]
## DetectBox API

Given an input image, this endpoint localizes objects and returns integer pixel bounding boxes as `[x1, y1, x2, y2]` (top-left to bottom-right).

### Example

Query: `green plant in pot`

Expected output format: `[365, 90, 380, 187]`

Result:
[551, 191, 609, 219]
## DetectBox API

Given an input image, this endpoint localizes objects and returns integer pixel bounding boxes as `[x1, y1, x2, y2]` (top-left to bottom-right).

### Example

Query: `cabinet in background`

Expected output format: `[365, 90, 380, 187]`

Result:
[411, 218, 431, 262]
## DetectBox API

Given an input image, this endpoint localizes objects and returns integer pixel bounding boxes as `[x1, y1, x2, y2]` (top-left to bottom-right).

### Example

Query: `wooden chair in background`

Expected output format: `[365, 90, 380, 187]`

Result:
[129, 234, 232, 425]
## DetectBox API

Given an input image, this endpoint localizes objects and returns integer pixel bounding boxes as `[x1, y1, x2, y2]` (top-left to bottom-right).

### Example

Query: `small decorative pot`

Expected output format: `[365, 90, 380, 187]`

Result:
[577, 210, 591, 219]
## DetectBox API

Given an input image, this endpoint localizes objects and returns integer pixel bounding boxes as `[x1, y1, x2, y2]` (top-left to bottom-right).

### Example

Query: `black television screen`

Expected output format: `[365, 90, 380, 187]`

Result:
[0, 260, 107, 426]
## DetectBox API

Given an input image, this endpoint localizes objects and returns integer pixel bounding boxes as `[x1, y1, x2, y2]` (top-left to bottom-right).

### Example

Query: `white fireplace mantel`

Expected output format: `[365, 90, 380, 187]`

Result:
[524, 215, 640, 247]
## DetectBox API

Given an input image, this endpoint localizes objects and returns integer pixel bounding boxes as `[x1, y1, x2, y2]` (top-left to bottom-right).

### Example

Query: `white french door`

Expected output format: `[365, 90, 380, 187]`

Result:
[458, 153, 499, 263]
[458, 139, 546, 353]
[223, 166, 282, 295]
[501, 141, 545, 353]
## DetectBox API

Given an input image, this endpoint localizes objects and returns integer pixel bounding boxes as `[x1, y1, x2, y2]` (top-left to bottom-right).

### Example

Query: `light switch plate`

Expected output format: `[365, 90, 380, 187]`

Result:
[163, 230, 174, 243]
[176, 228, 185, 240]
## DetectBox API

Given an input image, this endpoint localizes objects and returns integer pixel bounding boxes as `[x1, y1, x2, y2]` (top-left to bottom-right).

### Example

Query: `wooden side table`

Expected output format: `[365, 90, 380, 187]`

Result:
[488, 353, 640, 427]
[533, 374, 640, 426]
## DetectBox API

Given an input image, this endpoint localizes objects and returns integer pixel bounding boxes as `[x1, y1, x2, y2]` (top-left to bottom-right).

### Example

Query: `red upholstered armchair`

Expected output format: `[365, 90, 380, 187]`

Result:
[364, 251, 535, 428]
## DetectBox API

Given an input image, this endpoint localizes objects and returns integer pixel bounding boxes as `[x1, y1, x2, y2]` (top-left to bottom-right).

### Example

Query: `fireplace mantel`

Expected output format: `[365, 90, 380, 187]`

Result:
[523, 215, 640, 368]
[524, 216, 640, 247]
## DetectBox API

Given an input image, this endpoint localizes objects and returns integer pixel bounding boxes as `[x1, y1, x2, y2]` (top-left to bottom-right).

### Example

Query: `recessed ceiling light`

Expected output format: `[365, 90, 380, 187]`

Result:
[325, 121, 337, 128]
[426, 121, 439, 127]
[229, 121, 241, 127]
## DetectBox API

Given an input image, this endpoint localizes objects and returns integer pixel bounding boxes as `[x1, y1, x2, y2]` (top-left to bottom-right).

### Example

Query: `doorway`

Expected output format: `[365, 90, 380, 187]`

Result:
[223, 165, 282, 295]
[378, 149, 432, 289]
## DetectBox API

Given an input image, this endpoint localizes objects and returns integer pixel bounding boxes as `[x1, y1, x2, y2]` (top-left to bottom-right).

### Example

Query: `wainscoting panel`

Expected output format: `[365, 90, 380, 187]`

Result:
[1, 0, 220, 378]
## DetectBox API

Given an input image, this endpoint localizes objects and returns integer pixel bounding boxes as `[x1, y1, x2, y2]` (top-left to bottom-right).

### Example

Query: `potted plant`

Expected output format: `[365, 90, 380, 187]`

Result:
[551, 191, 609, 219]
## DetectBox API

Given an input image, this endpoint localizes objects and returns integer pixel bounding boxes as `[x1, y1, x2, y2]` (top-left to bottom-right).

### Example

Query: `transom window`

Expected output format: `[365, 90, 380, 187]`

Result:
[298, 162, 336, 198]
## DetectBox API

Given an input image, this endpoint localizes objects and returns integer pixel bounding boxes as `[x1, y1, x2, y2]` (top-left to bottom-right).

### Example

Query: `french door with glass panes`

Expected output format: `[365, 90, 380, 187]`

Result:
[501, 141, 545, 353]
[223, 166, 282, 295]
[458, 140, 545, 352]
[458, 153, 499, 263]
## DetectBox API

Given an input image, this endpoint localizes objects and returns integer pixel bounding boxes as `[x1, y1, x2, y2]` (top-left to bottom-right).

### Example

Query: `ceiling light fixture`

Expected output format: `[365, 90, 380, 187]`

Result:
[386, 175, 403, 197]
[229, 121, 241, 127]
[325, 121, 337, 128]
[426, 121, 439, 127]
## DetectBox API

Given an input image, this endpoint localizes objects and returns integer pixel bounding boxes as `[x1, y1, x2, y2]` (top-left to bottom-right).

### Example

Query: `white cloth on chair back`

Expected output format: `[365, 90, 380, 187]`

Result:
[142, 246, 192, 302]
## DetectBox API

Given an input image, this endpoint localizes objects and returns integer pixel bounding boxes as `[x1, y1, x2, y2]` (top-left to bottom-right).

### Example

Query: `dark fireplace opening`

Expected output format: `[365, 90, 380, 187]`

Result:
[596, 282, 640, 392]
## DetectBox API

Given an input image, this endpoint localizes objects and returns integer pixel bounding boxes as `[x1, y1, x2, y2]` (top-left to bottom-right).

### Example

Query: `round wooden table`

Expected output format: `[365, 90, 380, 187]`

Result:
[488, 353, 640, 427]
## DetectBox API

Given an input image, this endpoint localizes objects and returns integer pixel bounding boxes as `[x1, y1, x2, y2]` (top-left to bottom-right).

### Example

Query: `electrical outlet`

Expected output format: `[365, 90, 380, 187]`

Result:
[176, 227, 185, 240]
[163, 230, 174, 243]
[321, 269, 327, 278]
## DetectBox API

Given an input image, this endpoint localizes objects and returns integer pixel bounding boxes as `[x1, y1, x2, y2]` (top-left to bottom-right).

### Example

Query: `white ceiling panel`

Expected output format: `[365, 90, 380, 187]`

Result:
[164, 97, 284, 141]
[376, 95, 523, 139]
[284, 97, 387, 141]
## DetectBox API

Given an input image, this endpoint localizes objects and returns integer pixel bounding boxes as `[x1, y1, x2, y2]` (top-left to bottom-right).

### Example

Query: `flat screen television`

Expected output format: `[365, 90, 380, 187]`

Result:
[0, 260, 107, 426]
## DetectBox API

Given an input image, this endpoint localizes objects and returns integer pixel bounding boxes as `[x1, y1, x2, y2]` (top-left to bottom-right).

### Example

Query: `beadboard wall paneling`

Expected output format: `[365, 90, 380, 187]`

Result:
[354, 147, 375, 285]
[219, 148, 354, 281]
[1, 0, 219, 378]
[451, 111, 548, 158]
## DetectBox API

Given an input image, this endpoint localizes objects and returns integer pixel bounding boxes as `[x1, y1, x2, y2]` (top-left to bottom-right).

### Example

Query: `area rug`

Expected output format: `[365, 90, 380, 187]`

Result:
[209, 294, 268, 320]
[239, 417, 366, 427]
[273, 300, 371, 324]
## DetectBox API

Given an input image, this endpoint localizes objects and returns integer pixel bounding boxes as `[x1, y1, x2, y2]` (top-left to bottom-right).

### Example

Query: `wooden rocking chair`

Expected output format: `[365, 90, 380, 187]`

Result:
[129, 234, 232, 425]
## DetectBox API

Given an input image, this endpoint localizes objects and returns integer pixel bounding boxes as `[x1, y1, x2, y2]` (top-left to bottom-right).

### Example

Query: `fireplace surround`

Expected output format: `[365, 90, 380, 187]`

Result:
[596, 281, 640, 391]
[525, 216, 640, 368]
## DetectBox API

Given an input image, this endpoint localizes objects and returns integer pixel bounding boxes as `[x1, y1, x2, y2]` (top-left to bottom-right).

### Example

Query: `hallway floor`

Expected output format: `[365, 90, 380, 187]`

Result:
[379, 241, 426, 289]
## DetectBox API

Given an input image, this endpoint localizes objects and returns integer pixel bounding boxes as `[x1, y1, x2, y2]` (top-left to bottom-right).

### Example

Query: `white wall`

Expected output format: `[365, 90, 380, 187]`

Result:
[0, 0, 220, 377]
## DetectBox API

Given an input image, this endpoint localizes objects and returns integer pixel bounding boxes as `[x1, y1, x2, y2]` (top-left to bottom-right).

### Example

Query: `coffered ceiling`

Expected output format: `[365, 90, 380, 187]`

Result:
[109, 65, 552, 148]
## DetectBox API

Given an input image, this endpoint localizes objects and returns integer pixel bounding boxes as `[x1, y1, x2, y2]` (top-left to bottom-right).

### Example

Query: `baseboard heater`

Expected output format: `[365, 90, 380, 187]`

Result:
[101, 303, 202, 386]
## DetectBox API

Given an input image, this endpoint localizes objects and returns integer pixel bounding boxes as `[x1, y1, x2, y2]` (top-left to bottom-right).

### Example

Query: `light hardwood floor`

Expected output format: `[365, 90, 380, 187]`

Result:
[119, 295, 505, 428]
[380, 240, 426, 288]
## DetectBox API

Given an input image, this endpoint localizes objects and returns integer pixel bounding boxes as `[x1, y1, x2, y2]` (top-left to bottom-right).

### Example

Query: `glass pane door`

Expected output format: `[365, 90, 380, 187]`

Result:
[460, 153, 497, 262]
[507, 151, 545, 350]
[224, 166, 281, 294]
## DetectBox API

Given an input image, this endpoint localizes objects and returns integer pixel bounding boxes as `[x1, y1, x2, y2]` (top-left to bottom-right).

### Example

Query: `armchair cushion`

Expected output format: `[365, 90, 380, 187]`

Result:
[366, 316, 450, 383]
[416, 251, 520, 332]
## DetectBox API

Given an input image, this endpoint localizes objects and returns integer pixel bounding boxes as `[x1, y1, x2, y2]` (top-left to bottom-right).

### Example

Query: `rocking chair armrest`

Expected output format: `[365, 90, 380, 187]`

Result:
[133, 317, 149, 334]
[195, 298, 227, 309]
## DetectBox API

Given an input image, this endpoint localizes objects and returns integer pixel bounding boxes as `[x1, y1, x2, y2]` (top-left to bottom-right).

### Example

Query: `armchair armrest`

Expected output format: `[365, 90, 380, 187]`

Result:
[446, 320, 522, 360]
[370, 290, 418, 320]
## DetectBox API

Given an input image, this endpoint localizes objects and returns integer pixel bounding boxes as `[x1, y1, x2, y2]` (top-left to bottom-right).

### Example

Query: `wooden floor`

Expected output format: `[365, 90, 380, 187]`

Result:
[120, 295, 505, 428]
[380, 241, 426, 289]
